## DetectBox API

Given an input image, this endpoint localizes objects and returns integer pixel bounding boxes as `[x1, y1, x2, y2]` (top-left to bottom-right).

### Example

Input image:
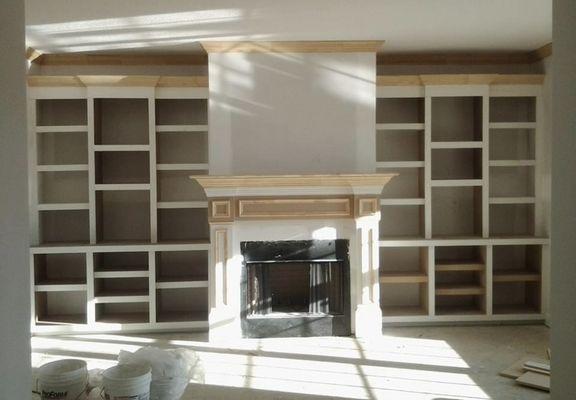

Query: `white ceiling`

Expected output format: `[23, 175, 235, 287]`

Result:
[25, 0, 552, 54]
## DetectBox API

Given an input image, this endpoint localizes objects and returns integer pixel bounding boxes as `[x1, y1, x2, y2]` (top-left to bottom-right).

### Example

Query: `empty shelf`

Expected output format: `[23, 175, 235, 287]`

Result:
[156, 280, 209, 289]
[94, 294, 150, 304]
[376, 123, 425, 131]
[376, 161, 425, 168]
[94, 144, 150, 152]
[95, 183, 151, 191]
[156, 125, 208, 133]
[382, 306, 428, 316]
[436, 261, 484, 272]
[489, 160, 536, 167]
[35, 283, 87, 292]
[157, 201, 208, 209]
[37, 164, 89, 172]
[436, 285, 484, 296]
[431, 179, 483, 187]
[380, 273, 428, 284]
[36, 125, 88, 133]
[489, 122, 537, 130]
[431, 141, 483, 149]
[37, 203, 89, 211]
[94, 270, 150, 279]
[493, 271, 541, 282]
[156, 163, 209, 171]
[489, 197, 536, 204]
[380, 198, 425, 206]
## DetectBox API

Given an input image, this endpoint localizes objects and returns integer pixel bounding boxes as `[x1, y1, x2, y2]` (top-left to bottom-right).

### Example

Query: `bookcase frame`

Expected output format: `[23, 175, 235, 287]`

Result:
[377, 76, 549, 324]
[28, 79, 210, 334]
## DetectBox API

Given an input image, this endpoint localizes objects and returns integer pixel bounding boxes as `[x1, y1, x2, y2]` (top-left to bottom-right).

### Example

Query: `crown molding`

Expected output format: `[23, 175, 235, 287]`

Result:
[200, 40, 385, 53]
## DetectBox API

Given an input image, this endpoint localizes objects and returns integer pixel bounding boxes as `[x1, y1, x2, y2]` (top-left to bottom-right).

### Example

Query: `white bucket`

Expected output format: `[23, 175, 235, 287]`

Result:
[103, 364, 151, 400]
[37, 359, 88, 400]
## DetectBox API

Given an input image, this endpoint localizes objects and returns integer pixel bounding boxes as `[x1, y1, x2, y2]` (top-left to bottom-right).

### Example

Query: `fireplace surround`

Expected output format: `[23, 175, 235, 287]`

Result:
[241, 240, 351, 338]
[191, 174, 394, 340]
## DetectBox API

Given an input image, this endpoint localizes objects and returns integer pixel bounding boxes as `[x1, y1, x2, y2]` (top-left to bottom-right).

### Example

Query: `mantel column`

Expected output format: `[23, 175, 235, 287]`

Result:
[353, 197, 382, 337]
[208, 198, 241, 341]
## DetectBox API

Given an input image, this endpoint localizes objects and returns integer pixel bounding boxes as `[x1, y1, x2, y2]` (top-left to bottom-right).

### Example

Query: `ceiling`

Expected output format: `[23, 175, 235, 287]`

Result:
[25, 0, 552, 54]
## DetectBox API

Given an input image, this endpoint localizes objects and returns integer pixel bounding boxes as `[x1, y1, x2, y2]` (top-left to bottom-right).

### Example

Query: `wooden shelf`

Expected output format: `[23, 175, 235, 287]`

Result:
[156, 163, 209, 171]
[379, 273, 428, 284]
[380, 198, 425, 206]
[489, 122, 537, 130]
[493, 271, 541, 282]
[96, 312, 149, 324]
[431, 179, 483, 187]
[95, 271, 149, 279]
[156, 311, 208, 323]
[489, 160, 536, 167]
[376, 161, 424, 168]
[436, 261, 484, 272]
[37, 203, 89, 211]
[35, 125, 88, 133]
[436, 285, 484, 296]
[157, 201, 208, 209]
[156, 280, 209, 289]
[489, 197, 536, 205]
[156, 125, 208, 133]
[431, 141, 483, 149]
[376, 123, 425, 131]
[37, 164, 89, 172]
[95, 183, 151, 191]
[94, 144, 150, 152]
[35, 283, 87, 292]
[94, 294, 150, 304]
[382, 306, 427, 317]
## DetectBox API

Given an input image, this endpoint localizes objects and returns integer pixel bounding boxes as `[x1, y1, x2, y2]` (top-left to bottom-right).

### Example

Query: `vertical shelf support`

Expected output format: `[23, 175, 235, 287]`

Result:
[424, 94, 432, 238]
[148, 97, 158, 243]
[481, 93, 490, 237]
[148, 250, 157, 324]
[87, 97, 97, 244]
[86, 251, 95, 324]
[427, 246, 436, 316]
[484, 245, 493, 316]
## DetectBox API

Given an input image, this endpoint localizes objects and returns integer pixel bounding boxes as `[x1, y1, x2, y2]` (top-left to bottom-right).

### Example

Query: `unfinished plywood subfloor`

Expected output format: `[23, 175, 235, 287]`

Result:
[31, 325, 549, 400]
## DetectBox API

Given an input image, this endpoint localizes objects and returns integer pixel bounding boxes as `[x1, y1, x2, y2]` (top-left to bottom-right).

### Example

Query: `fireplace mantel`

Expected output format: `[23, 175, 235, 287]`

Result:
[191, 174, 390, 339]
[190, 174, 395, 222]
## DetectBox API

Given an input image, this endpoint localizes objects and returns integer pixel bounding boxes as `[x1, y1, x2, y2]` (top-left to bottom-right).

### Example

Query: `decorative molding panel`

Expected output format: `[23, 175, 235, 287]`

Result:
[356, 197, 380, 217]
[210, 199, 234, 222]
[213, 229, 228, 306]
[237, 197, 353, 219]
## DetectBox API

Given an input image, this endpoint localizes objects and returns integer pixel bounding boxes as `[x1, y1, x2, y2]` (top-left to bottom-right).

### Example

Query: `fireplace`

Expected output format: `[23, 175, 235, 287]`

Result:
[240, 240, 351, 338]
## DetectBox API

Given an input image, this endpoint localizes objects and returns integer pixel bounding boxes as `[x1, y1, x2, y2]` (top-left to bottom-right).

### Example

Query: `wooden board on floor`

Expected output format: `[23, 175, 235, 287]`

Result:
[516, 371, 550, 392]
[523, 361, 550, 375]
[500, 357, 548, 379]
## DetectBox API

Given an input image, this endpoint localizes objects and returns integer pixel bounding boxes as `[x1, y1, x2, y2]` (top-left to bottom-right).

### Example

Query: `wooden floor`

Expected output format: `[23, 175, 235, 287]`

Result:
[31, 325, 550, 400]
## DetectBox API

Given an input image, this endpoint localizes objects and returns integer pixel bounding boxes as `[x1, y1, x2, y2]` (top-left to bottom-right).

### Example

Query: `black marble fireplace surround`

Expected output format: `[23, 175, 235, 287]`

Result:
[240, 239, 351, 338]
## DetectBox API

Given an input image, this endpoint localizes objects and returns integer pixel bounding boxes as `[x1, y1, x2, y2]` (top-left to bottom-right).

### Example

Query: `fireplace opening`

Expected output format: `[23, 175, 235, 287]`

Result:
[240, 239, 350, 337]
[247, 261, 344, 315]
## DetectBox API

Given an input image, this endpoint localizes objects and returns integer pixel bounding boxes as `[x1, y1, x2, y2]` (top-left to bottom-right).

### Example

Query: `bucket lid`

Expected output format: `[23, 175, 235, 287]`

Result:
[38, 359, 87, 382]
[103, 364, 151, 383]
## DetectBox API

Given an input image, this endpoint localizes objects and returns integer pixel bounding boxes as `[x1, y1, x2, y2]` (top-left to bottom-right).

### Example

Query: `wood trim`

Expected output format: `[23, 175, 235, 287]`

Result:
[33, 53, 207, 66]
[191, 174, 395, 189]
[377, 74, 544, 87]
[356, 197, 380, 217]
[27, 75, 208, 88]
[378, 52, 533, 65]
[213, 229, 228, 306]
[200, 41, 384, 53]
[528, 43, 552, 62]
[237, 197, 353, 219]
[209, 199, 234, 223]
[26, 47, 43, 62]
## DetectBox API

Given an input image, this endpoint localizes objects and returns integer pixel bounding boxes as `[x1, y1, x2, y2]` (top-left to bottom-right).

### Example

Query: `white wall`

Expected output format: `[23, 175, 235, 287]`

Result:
[208, 52, 376, 175]
[0, 1, 31, 397]
[550, 0, 576, 396]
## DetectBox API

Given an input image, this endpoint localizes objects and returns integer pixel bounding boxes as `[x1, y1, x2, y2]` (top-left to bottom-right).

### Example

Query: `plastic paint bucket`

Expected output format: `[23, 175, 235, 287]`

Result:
[103, 364, 151, 400]
[37, 359, 88, 400]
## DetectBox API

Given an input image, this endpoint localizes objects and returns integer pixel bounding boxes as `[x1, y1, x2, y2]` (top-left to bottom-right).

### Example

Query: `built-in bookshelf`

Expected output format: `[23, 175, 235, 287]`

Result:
[377, 75, 549, 323]
[28, 77, 210, 333]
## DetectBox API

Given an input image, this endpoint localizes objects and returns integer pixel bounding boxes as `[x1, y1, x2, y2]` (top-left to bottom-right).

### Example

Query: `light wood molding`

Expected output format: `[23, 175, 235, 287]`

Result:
[529, 43, 552, 62]
[356, 197, 380, 217]
[378, 52, 533, 65]
[32, 53, 207, 66]
[377, 74, 544, 87]
[209, 199, 234, 223]
[27, 75, 208, 88]
[26, 47, 43, 62]
[200, 41, 384, 53]
[237, 197, 353, 219]
[190, 174, 395, 189]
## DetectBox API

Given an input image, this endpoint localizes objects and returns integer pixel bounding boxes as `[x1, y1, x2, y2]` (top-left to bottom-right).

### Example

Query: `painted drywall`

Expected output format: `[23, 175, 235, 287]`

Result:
[208, 52, 376, 174]
[24, 0, 551, 53]
[0, 1, 31, 398]
[550, 0, 576, 397]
